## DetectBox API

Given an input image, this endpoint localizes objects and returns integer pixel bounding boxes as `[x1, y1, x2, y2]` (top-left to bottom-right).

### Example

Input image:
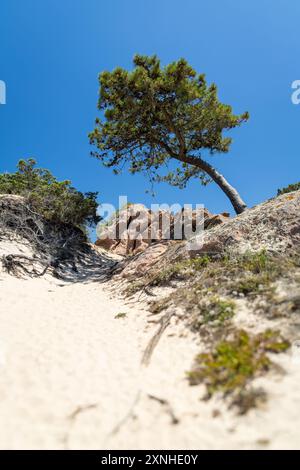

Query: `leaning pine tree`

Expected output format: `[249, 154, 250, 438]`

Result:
[89, 55, 249, 214]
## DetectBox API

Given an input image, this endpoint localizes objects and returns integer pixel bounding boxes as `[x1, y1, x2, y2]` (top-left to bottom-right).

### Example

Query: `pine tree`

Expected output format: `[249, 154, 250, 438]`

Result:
[89, 55, 249, 214]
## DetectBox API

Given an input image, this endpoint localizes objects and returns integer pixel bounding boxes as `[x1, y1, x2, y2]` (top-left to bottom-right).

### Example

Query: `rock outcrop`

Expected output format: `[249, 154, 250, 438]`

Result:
[188, 190, 300, 256]
[115, 190, 300, 279]
[95, 203, 229, 256]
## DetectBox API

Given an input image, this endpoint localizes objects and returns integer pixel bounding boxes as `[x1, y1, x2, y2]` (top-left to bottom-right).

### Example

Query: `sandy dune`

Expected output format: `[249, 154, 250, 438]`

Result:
[1, 246, 300, 450]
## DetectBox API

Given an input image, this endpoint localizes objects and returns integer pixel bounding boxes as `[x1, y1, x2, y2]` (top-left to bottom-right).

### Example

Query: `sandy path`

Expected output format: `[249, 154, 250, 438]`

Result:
[0, 272, 199, 449]
[1, 265, 300, 449]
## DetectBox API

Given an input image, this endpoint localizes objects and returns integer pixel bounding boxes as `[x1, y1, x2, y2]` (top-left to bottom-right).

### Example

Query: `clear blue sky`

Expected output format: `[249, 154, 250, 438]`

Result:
[1, 0, 299, 218]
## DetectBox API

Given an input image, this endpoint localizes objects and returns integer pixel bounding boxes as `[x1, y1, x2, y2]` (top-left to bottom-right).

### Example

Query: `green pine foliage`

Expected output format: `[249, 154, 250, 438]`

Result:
[89, 54, 248, 184]
[89, 54, 248, 214]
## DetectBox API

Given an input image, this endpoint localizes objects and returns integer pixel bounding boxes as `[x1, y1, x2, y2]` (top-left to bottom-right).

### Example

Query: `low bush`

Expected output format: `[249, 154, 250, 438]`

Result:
[277, 182, 300, 196]
[188, 329, 290, 412]
[0, 159, 100, 230]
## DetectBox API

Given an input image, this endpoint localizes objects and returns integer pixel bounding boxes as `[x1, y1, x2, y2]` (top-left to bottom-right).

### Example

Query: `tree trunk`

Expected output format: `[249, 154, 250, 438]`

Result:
[177, 153, 247, 215]
[197, 158, 247, 215]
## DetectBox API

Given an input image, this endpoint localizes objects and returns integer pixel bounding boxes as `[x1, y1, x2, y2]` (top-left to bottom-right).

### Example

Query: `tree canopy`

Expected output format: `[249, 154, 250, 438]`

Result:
[90, 54, 249, 214]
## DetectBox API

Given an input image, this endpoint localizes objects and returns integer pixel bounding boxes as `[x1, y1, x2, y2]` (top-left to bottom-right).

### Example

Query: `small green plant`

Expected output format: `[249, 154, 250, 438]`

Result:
[114, 312, 127, 319]
[192, 296, 235, 329]
[187, 329, 290, 412]
[190, 255, 211, 269]
[241, 250, 269, 274]
[277, 182, 300, 196]
[259, 328, 291, 352]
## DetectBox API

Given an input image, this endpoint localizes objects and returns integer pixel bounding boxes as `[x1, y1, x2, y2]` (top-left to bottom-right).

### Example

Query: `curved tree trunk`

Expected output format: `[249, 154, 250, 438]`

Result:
[176, 153, 247, 215]
[197, 158, 247, 215]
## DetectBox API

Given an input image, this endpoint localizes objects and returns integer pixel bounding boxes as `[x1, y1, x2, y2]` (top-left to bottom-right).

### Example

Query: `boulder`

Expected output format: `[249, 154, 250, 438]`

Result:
[95, 203, 227, 256]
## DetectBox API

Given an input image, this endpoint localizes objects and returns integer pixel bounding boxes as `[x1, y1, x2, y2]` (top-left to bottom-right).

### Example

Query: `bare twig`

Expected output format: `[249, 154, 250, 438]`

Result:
[109, 390, 141, 436]
[142, 311, 175, 366]
[147, 394, 179, 425]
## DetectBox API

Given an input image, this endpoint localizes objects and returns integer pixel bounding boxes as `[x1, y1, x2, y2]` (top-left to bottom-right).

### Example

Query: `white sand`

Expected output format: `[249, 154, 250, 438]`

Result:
[1, 248, 300, 449]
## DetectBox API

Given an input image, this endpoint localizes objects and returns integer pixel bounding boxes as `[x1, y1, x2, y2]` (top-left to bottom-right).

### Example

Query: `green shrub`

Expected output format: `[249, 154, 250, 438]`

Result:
[0, 159, 100, 229]
[188, 329, 290, 401]
[277, 182, 300, 196]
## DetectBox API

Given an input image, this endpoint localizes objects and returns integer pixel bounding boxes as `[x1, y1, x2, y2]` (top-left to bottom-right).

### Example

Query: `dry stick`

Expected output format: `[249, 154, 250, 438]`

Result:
[62, 403, 99, 449]
[147, 394, 179, 425]
[68, 403, 99, 421]
[109, 313, 178, 437]
[138, 247, 187, 362]
[142, 310, 175, 366]
[109, 390, 141, 436]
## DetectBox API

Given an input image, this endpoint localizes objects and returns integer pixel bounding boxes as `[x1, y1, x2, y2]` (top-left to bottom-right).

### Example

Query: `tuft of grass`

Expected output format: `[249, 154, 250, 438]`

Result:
[241, 250, 269, 274]
[150, 255, 211, 286]
[233, 273, 272, 296]
[114, 312, 127, 319]
[125, 249, 299, 299]
[142, 250, 300, 326]
[187, 329, 290, 412]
